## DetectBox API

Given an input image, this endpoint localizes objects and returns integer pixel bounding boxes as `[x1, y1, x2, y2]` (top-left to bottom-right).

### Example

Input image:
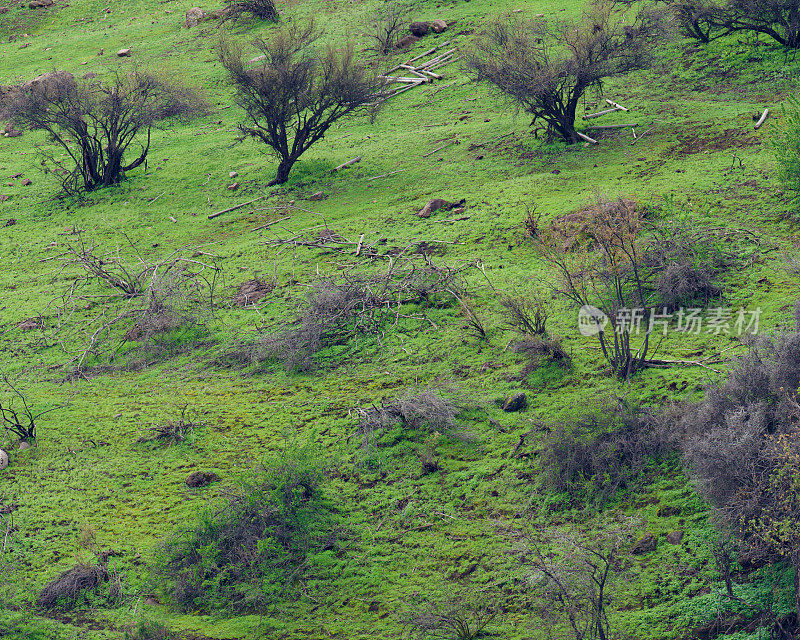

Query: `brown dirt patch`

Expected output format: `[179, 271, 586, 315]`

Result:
[664, 124, 762, 158]
[233, 278, 274, 307]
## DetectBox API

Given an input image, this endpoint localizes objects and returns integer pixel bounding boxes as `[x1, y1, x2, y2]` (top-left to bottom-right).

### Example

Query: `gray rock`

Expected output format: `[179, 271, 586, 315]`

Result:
[186, 470, 220, 487]
[431, 19, 447, 33]
[502, 392, 527, 412]
[0, 449, 8, 470]
[117, 48, 132, 57]
[631, 533, 658, 554]
[184, 7, 206, 27]
[666, 531, 684, 545]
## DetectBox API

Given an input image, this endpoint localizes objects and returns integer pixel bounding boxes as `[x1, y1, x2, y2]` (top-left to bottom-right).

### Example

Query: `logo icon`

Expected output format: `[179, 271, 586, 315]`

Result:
[578, 305, 609, 336]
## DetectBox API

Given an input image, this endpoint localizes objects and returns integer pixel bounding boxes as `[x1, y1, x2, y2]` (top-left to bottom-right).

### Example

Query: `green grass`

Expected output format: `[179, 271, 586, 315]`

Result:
[2, 0, 800, 637]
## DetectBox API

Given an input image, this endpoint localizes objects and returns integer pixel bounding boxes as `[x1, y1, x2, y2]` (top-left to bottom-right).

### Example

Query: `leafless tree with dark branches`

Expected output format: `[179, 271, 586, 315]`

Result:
[218, 23, 380, 185]
[0, 69, 207, 193]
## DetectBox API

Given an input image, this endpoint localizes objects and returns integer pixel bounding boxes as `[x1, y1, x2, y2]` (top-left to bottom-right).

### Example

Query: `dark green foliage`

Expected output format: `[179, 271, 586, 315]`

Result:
[223, 0, 278, 23]
[156, 451, 332, 612]
[775, 97, 800, 212]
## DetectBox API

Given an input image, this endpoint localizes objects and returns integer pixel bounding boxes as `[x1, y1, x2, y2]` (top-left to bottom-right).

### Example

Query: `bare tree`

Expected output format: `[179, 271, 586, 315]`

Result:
[614, 0, 727, 42]
[0, 70, 207, 193]
[465, 4, 667, 143]
[527, 523, 635, 640]
[364, 0, 410, 55]
[219, 23, 380, 185]
[534, 198, 655, 379]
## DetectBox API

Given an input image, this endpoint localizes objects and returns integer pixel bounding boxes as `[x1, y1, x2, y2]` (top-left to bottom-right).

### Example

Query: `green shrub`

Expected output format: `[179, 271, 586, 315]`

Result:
[775, 97, 800, 211]
[156, 450, 332, 612]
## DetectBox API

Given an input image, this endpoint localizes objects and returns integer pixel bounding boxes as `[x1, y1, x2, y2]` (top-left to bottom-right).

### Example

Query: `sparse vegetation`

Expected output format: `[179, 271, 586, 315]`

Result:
[222, 0, 279, 23]
[775, 97, 800, 211]
[156, 450, 331, 612]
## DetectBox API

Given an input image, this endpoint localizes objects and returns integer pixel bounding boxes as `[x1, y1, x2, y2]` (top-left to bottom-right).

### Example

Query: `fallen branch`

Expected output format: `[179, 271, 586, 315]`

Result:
[208, 196, 266, 220]
[333, 156, 361, 172]
[251, 216, 290, 232]
[754, 108, 770, 130]
[576, 131, 599, 145]
[582, 106, 622, 120]
[423, 140, 457, 157]
[605, 99, 629, 112]
[366, 169, 403, 181]
[584, 123, 639, 130]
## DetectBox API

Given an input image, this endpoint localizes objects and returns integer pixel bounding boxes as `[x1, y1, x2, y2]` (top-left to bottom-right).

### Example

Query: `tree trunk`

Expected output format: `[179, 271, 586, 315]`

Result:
[271, 157, 296, 185]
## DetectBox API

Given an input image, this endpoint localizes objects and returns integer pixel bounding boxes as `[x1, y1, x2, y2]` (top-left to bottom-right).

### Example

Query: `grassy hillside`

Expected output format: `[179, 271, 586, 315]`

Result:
[1, 0, 800, 637]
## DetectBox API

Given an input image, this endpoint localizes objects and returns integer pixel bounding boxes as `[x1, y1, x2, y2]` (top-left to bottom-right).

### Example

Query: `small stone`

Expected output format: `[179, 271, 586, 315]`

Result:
[631, 533, 657, 554]
[431, 19, 447, 33]
[502, 392, 527, 412]
[82, 72, 98, 79]
[307, 191, 324, 201]
[98, 48, 104, 55]
[0, 450, 7, 469]
[21, 178, 31, 186]
[0, 196, 10, 202]
[227, 182, 239, 191]
[186, 471, 220, 487]
[666, 531, 684, 545]
[228, 170, 238, 178]
[117, 48, 131, 57]
[18, 441, 31, 451]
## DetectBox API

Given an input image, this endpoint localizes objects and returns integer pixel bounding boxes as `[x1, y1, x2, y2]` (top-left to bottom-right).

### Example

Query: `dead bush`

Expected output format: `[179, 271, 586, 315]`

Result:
[353, 389, 458, 454]
[136, 406, 201, 446]
[542, 404, 671, 505]
[37, 563, 109, 610]
[402, 589, 498, 640]
[501, 291, 549, 337]
[46, 235, 220, 374]
[222, 0, 278, 22]
[124, 620, 177, 640]
[243, 258, 468, 372]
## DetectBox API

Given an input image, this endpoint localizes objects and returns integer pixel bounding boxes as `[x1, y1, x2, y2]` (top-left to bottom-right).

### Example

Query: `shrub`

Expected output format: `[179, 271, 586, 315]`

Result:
[219, 23, 379, 184]
[501, 291, 548, 337]
[156, 451, 331, 612]
[0, 70, 206, 193]
[541, 404, 672, 505]
[136, 405, 200, 446]
[403, 589, 498, 640]
[775, 97, 800, 212]
[37, 563, 110, 610]
[465, 5, 667, 143]
[124, 620, 177, 640]
[222, 0, 278, 22]
[513, 336, 571, 376]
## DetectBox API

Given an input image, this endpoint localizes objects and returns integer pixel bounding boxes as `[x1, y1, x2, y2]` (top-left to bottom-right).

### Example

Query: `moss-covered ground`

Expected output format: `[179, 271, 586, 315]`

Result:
[1, 0, 800, 637]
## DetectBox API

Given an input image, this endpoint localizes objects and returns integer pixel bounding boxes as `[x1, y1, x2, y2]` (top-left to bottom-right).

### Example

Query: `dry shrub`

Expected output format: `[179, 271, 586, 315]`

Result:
[223, 0, 278, 22]
[237, 259, 466, 372]
[501, 292, 549, 337]
[364, 0, 410, 55]
[403, 590, 498, 640]
[679, 329, 800, 505]
[514, 336, 570, 379]
[354, 389, 458, 452]
[124, 620, 177, 640]
[37, 563, 109, 610]
[542, 404, 672, 505]
[137, 406, 200, 446]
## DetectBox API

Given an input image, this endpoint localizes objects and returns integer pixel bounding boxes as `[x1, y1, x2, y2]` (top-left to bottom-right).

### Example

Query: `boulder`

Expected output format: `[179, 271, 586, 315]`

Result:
[185, 470, 220, 487]
[228, 170, 238, 178]
[0, 450, 7, 470]
[117, 48, 132, 57]
[631, 533, 658, 554]
[28, 0, 53, 8]
[22, 70, 76, 95]
[4, 128, 21, 138]
[307, 191, 325, 201]
[666, 531, 684, 545]
[19, 441, 31, 451]
[431, 19, 447, 33]
[502, 392, 527, 412]
[184, 7, 206, 27]
[409, 21, 430, 37]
